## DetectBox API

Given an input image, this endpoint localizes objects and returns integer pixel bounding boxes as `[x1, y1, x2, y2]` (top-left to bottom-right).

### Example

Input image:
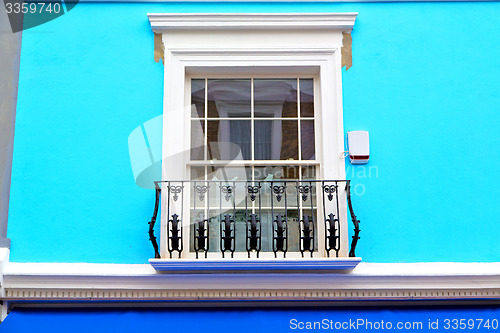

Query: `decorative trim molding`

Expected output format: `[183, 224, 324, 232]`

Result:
[149, 257, 362, 272]
[148, 13, 358, 32]
[2, 262, 499, 305]
[5, 288, 500, 302]
[169, 48, 338, 56]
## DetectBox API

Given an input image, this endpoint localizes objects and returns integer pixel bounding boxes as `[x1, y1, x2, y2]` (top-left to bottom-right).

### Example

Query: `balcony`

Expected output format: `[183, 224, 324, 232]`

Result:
[148, 179, 361, 272]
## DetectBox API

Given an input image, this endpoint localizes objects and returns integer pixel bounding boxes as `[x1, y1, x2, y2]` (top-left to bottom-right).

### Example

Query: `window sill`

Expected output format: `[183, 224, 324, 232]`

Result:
[149, 257, 362, 273]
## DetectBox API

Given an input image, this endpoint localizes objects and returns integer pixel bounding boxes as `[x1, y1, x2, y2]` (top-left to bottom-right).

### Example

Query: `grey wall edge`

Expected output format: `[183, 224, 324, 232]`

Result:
[0, 9, 22, 249]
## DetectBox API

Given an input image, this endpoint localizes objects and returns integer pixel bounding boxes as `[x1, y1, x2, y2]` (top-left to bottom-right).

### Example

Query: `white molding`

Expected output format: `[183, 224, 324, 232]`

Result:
[149, 257, 362, 272]
[2, 262, 500, 303]
[148, 13, 358, 32]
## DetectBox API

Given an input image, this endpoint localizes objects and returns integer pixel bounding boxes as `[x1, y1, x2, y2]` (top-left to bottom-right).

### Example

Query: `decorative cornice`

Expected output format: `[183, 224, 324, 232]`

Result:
[2, 262, 499, 305]
[147, 13, 358, 32]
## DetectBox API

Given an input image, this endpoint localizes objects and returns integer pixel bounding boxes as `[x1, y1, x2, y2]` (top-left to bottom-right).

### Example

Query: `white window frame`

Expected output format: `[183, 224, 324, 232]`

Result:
[148, 13, 358, 260]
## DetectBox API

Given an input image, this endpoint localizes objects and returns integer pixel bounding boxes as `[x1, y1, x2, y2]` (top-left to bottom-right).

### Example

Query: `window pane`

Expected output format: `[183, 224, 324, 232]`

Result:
[301, 120, 315, 160]
[300, 166, 317, 206]
[207, 79, 251, 118]
[254, 79, 297, 118]
[207, 120, 251, 160]
[190, 166, 206, 180]
[208, 166, 252, 183]
[300, 79, 314, 117]
[301, 166, 316, 180]
[190, 120, 204, 160]
[254, 166, 300, 213]
[254, 165, 300, 180]
[254, 120, 298, 160]
[191, 79, 205, 118]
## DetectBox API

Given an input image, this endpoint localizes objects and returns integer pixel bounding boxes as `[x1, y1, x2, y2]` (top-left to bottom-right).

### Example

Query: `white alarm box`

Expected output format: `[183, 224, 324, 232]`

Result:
[347, 131, 370, 164]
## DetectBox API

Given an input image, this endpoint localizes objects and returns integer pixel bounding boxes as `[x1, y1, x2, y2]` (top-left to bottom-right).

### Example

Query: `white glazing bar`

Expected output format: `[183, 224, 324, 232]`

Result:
[251, 78, 255, 162]
[204, 79, 209, 224]
[251, 78, 255, 213]
[204, 78, 208, 161]
[297, 78, 302, 161]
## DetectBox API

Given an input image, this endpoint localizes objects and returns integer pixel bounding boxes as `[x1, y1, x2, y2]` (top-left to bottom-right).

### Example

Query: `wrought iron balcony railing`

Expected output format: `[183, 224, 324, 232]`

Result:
[148, 180, 360, 260]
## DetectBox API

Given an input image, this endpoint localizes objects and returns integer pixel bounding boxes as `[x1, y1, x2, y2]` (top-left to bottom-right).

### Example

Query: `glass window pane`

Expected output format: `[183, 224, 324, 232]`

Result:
[254, 166, 300, 181]
[254, 79, 297, 118]
[300, 166, 318, 210]
[301, 166, 316, 180]
[300, 79, 314, 117]
[191, 79, 205, 118]
[190, 166, 206, 180]
[207, 79, 251, 118]
[191, 120, 204, 160]
[301, 120, 315, 160]
[254, 120, 298, 160]
[253, 166, 300, 213]
[207, 120, 251, 160]
[286, 209, 300, 252]
[209, 166, 252, 183]
[211, 167, 251, 210]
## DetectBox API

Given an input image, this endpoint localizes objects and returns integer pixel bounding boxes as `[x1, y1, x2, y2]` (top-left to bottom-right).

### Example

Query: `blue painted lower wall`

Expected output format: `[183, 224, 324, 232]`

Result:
[8, 2, 500, 263]
[1, 306, 500, 332]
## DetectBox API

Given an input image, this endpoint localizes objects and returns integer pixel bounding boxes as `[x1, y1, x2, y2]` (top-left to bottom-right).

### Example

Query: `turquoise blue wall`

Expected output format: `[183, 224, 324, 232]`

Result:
[8, 2, 500, 263]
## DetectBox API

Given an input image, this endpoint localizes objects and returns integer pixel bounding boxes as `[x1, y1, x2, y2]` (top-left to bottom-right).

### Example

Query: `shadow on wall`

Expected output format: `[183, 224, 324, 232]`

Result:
[128, 114, 248, 189]
[128, 115, 163, 189]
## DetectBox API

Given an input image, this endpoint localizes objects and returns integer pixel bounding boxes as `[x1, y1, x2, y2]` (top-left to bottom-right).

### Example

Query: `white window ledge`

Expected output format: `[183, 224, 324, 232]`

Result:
[149, 257, 362, 273]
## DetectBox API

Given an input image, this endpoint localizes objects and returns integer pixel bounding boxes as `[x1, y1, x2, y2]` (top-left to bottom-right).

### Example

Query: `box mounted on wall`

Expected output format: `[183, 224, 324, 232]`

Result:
[347, 131, 370, 164]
